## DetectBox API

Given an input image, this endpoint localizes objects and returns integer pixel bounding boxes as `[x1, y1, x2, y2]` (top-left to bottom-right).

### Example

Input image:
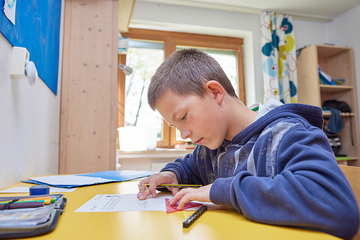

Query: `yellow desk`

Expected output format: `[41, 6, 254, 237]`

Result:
[0, 181, 339, 240]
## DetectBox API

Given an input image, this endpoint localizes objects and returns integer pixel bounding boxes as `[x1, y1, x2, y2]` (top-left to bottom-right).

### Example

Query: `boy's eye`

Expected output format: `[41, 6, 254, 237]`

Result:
[181, 113, 187, 121]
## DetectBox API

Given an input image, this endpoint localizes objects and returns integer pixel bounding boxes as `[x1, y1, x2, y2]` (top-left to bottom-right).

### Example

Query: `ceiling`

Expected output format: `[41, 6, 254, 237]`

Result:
[137, 0, 360, 21]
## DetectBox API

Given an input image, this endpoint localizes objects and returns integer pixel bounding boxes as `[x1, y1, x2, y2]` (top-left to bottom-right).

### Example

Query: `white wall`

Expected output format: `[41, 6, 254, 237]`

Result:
[293, 19, 328, 48]
[0, 3, 63, 189]
[327, 4, 360, 117]
[130, 1, 330, 104]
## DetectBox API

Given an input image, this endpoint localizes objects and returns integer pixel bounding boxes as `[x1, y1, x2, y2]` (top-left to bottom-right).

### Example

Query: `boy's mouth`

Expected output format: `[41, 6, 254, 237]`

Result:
[193, 138, 203, 145]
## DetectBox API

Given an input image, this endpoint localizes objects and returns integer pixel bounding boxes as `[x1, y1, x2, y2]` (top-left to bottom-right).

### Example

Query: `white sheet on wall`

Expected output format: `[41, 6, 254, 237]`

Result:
[3, 0, 17, 25]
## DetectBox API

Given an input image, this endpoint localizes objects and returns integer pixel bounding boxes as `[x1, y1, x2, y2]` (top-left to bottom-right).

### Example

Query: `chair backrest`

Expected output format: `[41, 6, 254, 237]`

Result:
[339, 165, 360, 240]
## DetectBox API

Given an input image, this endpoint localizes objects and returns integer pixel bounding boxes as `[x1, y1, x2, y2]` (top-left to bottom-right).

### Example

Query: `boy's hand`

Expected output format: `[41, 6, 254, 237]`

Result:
[137, 171, 179, 200]
[168, 184, 212, 210]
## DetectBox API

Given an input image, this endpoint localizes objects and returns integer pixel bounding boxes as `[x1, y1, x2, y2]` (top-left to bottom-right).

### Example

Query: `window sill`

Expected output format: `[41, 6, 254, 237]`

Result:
[116, 148, 193, 159]
[116, 148, 194, 171]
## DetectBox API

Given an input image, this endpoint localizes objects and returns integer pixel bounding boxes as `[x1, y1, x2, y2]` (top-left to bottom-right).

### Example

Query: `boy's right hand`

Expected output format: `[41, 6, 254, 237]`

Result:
[137, 171, 179, 200]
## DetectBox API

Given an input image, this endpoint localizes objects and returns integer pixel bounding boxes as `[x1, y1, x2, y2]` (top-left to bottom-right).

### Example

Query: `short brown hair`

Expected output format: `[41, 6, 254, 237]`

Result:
[147, 48, 238, 110]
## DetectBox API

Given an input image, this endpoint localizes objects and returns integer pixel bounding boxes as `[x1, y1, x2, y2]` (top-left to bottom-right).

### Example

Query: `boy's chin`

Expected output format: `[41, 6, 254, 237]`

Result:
[202, 142, 222, 150]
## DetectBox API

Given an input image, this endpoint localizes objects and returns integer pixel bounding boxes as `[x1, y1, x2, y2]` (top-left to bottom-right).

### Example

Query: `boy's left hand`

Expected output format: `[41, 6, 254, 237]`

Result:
[168, 184, 212, 210]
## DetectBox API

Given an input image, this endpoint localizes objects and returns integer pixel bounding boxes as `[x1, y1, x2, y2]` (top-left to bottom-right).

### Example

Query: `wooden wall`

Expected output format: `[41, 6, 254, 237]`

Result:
[60, 0, 118, 174]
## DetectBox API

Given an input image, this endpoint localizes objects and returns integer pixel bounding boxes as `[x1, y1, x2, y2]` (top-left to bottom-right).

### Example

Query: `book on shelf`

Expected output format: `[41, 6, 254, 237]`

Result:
[318, 67, 337, 85]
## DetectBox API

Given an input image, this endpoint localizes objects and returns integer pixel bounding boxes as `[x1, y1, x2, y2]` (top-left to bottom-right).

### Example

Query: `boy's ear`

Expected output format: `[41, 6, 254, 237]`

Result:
[205, 80, 225, 104]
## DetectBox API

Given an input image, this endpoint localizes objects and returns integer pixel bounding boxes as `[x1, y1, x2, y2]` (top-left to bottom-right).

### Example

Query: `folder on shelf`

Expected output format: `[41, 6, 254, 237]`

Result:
[318, 67, 337, 85]
[21, 170, 155, 188]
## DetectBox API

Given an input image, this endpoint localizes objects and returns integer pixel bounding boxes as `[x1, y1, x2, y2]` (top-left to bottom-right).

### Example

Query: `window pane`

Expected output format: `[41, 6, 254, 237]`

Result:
[125, 41, 164, 141]
[176, 46, 238, 96]
[175, 47, 238, 141]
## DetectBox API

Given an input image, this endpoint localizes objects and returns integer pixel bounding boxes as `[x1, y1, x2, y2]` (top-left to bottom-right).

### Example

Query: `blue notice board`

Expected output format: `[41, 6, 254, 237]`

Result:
[0, 0, 62, 95]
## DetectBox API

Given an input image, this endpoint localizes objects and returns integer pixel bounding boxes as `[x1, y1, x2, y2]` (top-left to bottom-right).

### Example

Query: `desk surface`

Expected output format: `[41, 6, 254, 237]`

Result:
[0, 181, 339, 240]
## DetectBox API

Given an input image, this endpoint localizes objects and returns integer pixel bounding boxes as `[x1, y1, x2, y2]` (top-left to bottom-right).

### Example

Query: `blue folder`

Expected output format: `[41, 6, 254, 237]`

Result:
[21, 170, 155, 188]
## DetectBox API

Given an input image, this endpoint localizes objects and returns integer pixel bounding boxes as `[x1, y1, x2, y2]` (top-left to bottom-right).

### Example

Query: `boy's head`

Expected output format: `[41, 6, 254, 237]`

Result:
[147, 48, 238, 110]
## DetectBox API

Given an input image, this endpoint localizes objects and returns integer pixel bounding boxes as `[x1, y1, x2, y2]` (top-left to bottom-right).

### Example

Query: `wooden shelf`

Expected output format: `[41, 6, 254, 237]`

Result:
[297, 44, 359, 166]
[316, 45, 350, 58]
[322, 112, 355, 117]
[319, 85, 353, 93]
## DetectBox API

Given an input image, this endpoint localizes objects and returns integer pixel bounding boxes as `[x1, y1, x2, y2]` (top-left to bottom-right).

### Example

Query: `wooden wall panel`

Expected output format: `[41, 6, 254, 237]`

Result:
[339, 165, 360, 239]
[60, 0, 118, 174]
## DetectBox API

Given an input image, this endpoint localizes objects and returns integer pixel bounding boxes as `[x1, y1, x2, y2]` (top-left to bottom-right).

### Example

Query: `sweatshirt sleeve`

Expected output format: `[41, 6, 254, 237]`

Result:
[160, 146, 207, 185]
[210, 124, 359, 240]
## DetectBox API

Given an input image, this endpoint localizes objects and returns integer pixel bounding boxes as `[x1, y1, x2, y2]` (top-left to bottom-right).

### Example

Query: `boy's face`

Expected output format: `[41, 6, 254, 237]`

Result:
[155, 89, 228, 150]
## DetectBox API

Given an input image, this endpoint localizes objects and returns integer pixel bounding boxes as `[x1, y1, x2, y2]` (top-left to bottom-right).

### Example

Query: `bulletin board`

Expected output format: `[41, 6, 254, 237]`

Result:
[0, 0, 62, 95]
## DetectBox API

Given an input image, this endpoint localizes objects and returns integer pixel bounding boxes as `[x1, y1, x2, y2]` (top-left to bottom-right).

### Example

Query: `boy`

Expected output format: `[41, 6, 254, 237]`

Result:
[137, 49, 359, 239]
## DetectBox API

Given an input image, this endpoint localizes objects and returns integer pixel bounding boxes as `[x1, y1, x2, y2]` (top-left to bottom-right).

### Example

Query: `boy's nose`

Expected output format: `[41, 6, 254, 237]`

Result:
[180, 129, 191, 140]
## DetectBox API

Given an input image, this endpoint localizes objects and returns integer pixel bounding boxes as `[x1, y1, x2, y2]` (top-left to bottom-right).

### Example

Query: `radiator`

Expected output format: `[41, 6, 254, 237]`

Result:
[151, 162, 169, 172]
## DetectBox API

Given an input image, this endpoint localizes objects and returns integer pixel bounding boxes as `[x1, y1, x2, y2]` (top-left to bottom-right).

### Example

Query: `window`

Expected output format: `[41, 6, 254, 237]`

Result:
[123, 41, 164, 141]
[117, 29, 244, 149]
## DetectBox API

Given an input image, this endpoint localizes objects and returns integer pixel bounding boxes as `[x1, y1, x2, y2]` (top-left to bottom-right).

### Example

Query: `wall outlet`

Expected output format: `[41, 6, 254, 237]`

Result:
[10, 47, 29, 79]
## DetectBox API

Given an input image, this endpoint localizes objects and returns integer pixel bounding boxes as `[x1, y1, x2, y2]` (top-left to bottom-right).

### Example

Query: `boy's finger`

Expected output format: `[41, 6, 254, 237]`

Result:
[138, 184, 147, 192]
[138, 178, 150, 191]
[137, 190, 150, 200]
[169, 191, 185, 206]
[149, 188, 157, 198]
[148, 180, 159, 198]
[174, 189, 196, 210]
[177, 192, 193, 210]
[170, 187, 180, 196]
[177, 197, 188, 210]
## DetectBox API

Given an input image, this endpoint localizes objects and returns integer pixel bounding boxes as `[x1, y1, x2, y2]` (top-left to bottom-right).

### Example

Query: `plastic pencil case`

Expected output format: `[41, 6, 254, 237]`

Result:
[0, 194, 67, 239]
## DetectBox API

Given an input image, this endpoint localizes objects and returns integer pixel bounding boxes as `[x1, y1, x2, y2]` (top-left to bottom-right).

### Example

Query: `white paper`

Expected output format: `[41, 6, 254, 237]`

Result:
[3, 0, 17, 25]
[75, 193, 223, 212]
[75, 193, 212, 212]
[75, 193, 172, 212]
[0, 187, 77, 193]
[29, 175, 117, 186]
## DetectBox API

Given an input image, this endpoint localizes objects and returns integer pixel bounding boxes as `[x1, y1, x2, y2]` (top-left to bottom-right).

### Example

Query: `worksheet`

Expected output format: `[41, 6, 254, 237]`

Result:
[74, 193, 205, 212]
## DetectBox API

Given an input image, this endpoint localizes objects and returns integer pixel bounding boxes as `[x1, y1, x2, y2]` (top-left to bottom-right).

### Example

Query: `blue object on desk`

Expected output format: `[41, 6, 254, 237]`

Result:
[78, 170, 154, 181]
[21, 170, 155, 188]
[29, 185, 50, 195]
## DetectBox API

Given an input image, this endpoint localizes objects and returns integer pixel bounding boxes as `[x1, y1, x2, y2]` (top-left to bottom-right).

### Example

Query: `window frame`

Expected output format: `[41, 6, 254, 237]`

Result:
[117, 28, 245, 149]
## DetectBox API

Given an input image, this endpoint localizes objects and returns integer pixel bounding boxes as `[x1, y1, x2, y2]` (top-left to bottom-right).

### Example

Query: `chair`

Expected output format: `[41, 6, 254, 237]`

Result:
[339, 165, 360, 240]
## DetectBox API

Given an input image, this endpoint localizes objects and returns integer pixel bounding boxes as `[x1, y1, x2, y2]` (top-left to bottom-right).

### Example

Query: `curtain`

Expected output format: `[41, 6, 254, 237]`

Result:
[261, 12, 297, 104]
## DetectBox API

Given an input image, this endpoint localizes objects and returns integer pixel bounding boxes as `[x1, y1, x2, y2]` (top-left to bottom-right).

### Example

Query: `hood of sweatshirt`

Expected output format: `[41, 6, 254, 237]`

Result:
[232, 99, 324, 145]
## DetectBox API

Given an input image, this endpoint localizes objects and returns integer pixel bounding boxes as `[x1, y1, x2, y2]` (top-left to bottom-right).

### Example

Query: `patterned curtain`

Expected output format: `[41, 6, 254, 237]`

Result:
[261, 12, 297, 104]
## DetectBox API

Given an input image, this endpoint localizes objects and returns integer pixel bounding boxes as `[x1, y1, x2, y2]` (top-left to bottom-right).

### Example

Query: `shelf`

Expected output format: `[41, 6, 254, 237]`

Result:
[297, 44, 359, 166]
[319, 85, 353, 93]
[316, 45, 350, 58]
[322, 112, 354, 118]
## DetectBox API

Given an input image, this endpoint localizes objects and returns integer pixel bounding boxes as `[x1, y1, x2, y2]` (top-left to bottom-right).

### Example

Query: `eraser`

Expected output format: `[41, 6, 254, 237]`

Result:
[29, 185, 50, 195]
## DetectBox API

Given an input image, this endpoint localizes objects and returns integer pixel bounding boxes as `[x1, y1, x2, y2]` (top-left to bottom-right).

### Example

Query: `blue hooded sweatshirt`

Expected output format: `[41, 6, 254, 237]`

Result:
[161, 99, 359, 239]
